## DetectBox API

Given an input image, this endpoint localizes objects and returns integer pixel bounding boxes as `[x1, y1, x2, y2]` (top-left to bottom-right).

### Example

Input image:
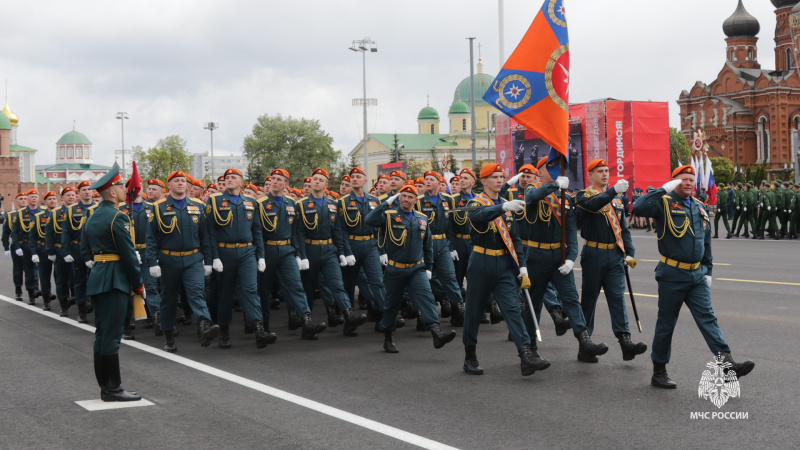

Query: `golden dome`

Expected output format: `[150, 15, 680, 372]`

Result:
[2, 101, 18, 126]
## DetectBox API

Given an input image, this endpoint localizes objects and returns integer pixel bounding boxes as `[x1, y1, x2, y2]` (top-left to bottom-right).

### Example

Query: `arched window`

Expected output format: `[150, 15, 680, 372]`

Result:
[76, 147, 82, 158]
[67, 147, 73, 158]
[462, 119, 467, 131]
[787, 48, 793, 70]
[430, 124, 435, 134]
[748, 49, 753, 61]
[730, 49, 734, 61]
[59, 147, 64, 159]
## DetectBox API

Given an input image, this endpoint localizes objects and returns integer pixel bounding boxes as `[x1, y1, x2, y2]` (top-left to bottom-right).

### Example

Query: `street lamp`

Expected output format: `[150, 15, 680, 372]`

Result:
[204, 122, 219, 180]
[116, 112, 129, 178]
[349, 37, 377, 182]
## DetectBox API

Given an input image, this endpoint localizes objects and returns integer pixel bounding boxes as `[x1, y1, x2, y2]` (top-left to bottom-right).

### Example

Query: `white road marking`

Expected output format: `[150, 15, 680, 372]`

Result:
[76, 398, 154, 411]
[0, 294, 458, 450]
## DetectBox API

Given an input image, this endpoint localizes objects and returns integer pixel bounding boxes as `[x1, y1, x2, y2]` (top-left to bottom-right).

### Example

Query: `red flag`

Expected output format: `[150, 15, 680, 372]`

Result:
[127, 161, 142, 204]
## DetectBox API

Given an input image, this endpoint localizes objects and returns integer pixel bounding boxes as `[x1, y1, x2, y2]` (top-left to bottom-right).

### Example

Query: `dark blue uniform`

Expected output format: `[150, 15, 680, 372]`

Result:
[119, 201, 161, 316]
[11, 206, 41, 297]
[61, 201, 98, 314]
[46, 204, 74, 314]
[29, 209, 54, 305]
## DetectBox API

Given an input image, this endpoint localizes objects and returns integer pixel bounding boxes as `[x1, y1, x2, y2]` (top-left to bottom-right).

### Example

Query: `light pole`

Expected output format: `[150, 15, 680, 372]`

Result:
[205, 122, 218, 180]
[487, 111, 494, 162]
[349, 37, 377, 182]
[116, 112, 129, 178]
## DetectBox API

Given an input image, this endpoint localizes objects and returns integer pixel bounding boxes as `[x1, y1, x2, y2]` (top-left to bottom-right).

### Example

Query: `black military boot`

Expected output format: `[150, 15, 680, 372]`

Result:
[27, 289, 36, 305]
[218, 325, 231, 349]
[719, 352, 755, 379]
[366, 301, 381, 322]
[439, 297, 452, 318]
[618, 332, 647, 361]
[479, 310, 490, 324]
[243, 313, 255, 334]
[651, 362, 677, 389]
[489, 301, 504, 324]
[549, 306, 571, 336]
[33, 289, 42, 299]
[94, 352, 103, 387]
[326, 305, 340, 328]
[519, 343, 550, 376]
[100, 353, 141, 402]
[198, 319, 220, 347]
[153, 311, 162, 336]
[122, 319, 135, 340]
[576, 330, 608, 363]
[430, 323, 456, 349]
[301, 312, 327, 340]
[725, 232, 732, 239]
[401, 298, 417, 319]
[383, 330, 399, 353]
[450, 302, 465, 327]
[288, 308, 303, 330]
[84, 299, 93, 315]
[357, 291, 368, 310]
[15, 286, 23, 301]
[254, 321, 273, 349]
[416, 309, 430, 331]
[77, 303, 88, 324]
[463, 345, 484, 375]
[342, 308, 367, 337]
[395, 317, 405, 329]
[58, 298, 69, 317]
[163, 329, 177, 353]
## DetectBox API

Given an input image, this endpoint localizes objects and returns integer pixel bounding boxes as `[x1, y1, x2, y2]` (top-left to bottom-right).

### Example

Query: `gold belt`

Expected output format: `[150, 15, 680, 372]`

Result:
[161, 249, 198, 257]
[134, 244, 146, 249]
[218, 242, 252, 248]
[524, 240, 561, 249]
[660, 256, 701, 270]
[585, 240, 616, 250]
[349, 235, 374, 241]
[72, 240, 80, 244]
[54, 243, 61, 248]
[455, 233, 470, 239]
[472, 245, 508, 256]
[93, 254, 121, 262]
[266, 240, 291, 246]
[388, 259, 423, 269]
[37, 240, 45, 245]
[305, 239, 332, 245]
[431, 234, 446, 240]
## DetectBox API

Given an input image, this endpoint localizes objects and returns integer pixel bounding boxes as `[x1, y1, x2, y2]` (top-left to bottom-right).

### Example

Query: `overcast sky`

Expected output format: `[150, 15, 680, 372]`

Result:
[1, 0, 788, 169]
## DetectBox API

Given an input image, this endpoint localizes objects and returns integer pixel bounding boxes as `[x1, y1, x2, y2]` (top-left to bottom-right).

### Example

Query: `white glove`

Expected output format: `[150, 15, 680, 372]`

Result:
[743, 207, 747, 212]
[386, 193, 400, 204]
[625, 255, 636, 267]
[736, 206, 740, 210]
[502, 199, 525, 212]
[426, 270, 432, 280]
[212, 258, 223, 272]
[4, 250, 9, 258]
[614, 179, 629, 194]
[767, 206, 772, 211]
[451, 250, 459, 261]
[85, 261, 94, 269]
[507, 172, 522, 186]
[15, 248, 23, 257]
[296, 256, 303, 270]
[705, 276, 712, 288]
[558, 259, 575, 275]
[141, 288, 147, 300]
[339, 255, 347, 267]
[258, 258, 266, 272]
[47, 255, 56, 262]
[345, 255, 356, 266]
[380, 254, 388, 266]
[204, 265, 212, 276]
[150, 266, 162, 278]
[556, 176, 569, 190]
[789, 210, 793, 214]
[300, 259, 310, 270]
[662, 179, 682, 194]
[64, 255, 74, 263]
[518, 267, 529, 278]
[135, 251, 142, 265]
[31, 255, 40, 264]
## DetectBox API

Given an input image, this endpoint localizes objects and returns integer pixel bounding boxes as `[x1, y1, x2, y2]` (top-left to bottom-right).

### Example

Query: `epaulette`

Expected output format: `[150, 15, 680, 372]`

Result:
[386, 210, 397, 214]
[209, 192, 222, 197]
[35, 210, 45, 216]
[417, 194, 425, 199]
[189, 197, 203, 204]
[117, 202, 127, 208]
[662, 194, 671, 199]
[153, 198, 167, 205]
[507, 187, 518, 192]
[256, 196, 268, 204]
[241, 194, 256, 201]
[378, 193, 388, 201]
[298, 196, 308, 202]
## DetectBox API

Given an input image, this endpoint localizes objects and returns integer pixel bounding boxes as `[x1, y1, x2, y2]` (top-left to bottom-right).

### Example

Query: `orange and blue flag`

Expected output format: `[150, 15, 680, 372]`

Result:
[484, 0, 569, 180]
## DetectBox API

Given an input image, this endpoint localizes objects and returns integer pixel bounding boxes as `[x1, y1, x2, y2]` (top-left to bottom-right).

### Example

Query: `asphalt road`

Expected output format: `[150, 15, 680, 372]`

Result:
[1, 229, 797, 449]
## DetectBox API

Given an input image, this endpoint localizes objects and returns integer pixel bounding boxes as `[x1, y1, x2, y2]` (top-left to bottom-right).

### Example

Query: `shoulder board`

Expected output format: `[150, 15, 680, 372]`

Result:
[209, 192, 222, 197]
[661, 194, 671, 199]
[507, 187, 517, 192]
[189, 197, 203, 203]
[691, 196, 701, 203]
[153, 198, 167, 205]
[241, 194, 255, 201]
[117, 202, 127, 207]
[256, 196, 268, 204]
[417, 194, 425, 199]
[378, 194, 388, 201]
[88, 204, 98, 210]
[35, 210, 45, 216]
[440, 193, 453, 198]
[144, 201, 154, 207]
[298, 196, 308, 202]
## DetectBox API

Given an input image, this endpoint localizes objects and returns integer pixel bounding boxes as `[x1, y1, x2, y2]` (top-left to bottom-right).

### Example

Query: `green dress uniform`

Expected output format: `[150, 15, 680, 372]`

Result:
[11, 206, 41, 302]
[364, 198, 455, 352]
[789, 186, 800, 238]
[742, 185, 757, 236]
[29, 209, 54, 308]
[296, 193, 366, 336]
[256, 192, 326, 340]
[3, 209, 24, 300]
[730, 186, 743, 233]
[61, 200, 98, 320]
[759, 186, 779, 238]
[119, 201, 161, 316]
[46, 204, 75, 315]
[147, 194, 219, 351]
[576, 186, 647, 361]
[714, 188, 730, 238]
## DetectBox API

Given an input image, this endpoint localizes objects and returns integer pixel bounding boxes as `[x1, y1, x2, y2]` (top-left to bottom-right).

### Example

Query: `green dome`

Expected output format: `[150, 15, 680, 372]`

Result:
[449, 100, 470, 115]
[0, 111, 10, 130]
[56, 130, 92, 145]
[417, 105, 439, 120]
[453, 73, 495, 106]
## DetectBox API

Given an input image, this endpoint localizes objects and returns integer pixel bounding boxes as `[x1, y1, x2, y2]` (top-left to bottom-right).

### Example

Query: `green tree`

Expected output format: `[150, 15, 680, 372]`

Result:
[709, 157, 735, 185]
[447, 153, 459, 174]
[669, 127, 691, 171]
[132, 135, 192, 182]
[746, 164, 767, 184]
[243, 114, 340, 189]
[390, 134, 404, 163]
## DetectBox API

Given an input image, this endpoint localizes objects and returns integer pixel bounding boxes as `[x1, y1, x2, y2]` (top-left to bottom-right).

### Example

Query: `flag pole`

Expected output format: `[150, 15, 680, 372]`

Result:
[560, 158, 566, 265]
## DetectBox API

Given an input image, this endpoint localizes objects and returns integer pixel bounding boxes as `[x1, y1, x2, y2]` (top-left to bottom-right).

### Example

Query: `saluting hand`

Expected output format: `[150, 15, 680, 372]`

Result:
[662, 179, 682, 194]
[506, 172, 522, 186]
[386, 193, 400, 205]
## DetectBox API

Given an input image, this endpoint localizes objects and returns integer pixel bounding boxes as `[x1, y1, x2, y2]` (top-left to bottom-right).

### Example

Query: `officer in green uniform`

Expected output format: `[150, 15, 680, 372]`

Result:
[296, 168, 367, 336]
[3, 193, 27, 301]
[740, 182, 757, 238]
[633, 165, 754, 389]
[788, 183, 799, 239]
[364, 184, 456, 353]
[730, 183, 742, 233]
[62, 180, 99, 323]
[47, 187, 78, 316]
[11, 189, 42, 304]
[576, 159, 647, 362]
[773, 180, 786, 239]
[30, 191, 59, 310]
[415, 171, 465, 326]
[523, 156, 609, 363]
[758, 181, 779, 239]
[256, 168, 326, 341]
[147, 170, 220, 352]
[207, 168, 272, 348]
[79, 164, 144, 402]
[779, 181, 792, 238]
[714, 183, 730, 238]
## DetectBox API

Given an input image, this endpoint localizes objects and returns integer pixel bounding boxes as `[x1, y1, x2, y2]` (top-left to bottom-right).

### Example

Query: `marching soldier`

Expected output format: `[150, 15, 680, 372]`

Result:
[3, 193, 27, 301]
[738, 182, 757, 238]
[461, 163, 546, 376]
[47, 187, 78, 316]
[364, 184, 456, 353]
[62, 181, 99, 323]
[11, 189, 42, 305]
[256, 168, 327, 340]
[576, 159, 647, 361]
[30, 191, 58, 310]
[451, 169, 476, 296]
[713, 182, 730, 239]
[206, 168, 273, 348]
[146, 170, 220, 352]
[80, 164, 144, 402]
[296, 168, 367, 336]
[633, 165, 755, 388]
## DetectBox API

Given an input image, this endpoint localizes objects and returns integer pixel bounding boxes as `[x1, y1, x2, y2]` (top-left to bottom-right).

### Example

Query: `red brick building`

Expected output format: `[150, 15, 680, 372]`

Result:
[678, 0, 800, 172]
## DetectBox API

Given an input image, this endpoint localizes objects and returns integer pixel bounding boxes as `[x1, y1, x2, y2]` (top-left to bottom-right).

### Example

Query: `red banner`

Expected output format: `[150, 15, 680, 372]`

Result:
[605, 101, 634, 189]
[630, 102, 670, 191]
[494, 114, 515, 177]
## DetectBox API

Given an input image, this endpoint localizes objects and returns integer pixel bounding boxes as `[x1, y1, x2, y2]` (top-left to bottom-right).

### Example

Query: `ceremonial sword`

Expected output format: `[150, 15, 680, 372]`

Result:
[522, 288, 542, 342]
[624, 264, 643, 333]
